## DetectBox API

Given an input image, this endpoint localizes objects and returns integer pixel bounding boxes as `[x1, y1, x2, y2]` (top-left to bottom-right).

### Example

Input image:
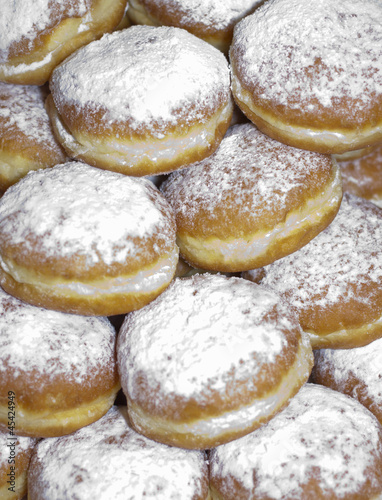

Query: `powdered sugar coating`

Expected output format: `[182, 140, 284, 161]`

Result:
[50, 25, 231, 136]
[210, 384, 382, 499]
[0, 286, 116, 386]
[261, 193, 382, 321]
[0, 82, 64, 152]
[340, 145, 382, 207]
[0, 429, 36, 468]
[138, 0, 263, 32]
[0, 161, 175, 268]
[29, 406, 208, 499]
[0, 0, 90, 61]
[313, 340, 382, 420]
[118, 274, 302, 411]
[161, 123, 336, 232]
[231, 0, 382, 121]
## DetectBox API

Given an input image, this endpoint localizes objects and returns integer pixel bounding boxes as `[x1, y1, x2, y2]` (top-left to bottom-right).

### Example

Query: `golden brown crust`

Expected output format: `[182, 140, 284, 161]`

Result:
[229, 0, 382, 155]
[47, 94, 233, 176]
[0, 84, 67, 193]
[126, 335, 312, 449]
[128, 0, 265, 54]
[0, 437, 35, 500]
[162, 124, 343, 272]
[0, 0, 128, 85]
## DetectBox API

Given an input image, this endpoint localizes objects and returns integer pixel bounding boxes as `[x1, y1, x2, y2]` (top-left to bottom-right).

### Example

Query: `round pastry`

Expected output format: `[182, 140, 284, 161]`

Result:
[312, 338, 382, 426]
[230, 0, 382, 154]
[0, 83, 67, 193]
[28, 406, 209, 500]
[209, 383, 382, 500]
[0, 0, 128, 85]
[0, 287, 120, 438]
[0, 430, 36, 500]
[338, 143, 382, 208]
[128, 0, 264, 53]
[0, 161, 178, 316]
[161, 123, 342, 272]
[254, 193, 382, 349]
[47, 25, 233, 176]
[117, 273, 313, 449]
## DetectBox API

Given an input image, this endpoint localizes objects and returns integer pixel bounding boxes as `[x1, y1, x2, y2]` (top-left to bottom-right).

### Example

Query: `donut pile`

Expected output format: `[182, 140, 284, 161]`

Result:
[1, 0, 382, 498]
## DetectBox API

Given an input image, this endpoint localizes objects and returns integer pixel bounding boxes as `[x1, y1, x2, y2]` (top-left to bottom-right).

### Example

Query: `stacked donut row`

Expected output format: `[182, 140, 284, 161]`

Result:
[1, 0, 382, 498]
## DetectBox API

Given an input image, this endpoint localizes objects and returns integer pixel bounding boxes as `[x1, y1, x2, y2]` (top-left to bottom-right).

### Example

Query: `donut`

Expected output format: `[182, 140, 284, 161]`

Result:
[47, 25, 233, 177]
[0, 287, 120, 438]
[209, 384, 382, 500]
[0, 83, 67, 193]
[127, 0, 264, 54]
[161, 123, 342, 272]
[312, 338, 382, 426]
[253, 193, 382, 349]
[338, 143, 382, 208]
[0, 430, 36, 500]
[0, 161, 178, 316]
[117, 273, 313, 449]
[0, 0, 128, 85]
[229, 0, 382, 154]
[28, 406, 210, 500]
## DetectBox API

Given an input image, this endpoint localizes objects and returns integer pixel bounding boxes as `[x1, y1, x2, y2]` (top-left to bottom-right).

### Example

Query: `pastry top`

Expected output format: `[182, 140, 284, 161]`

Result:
[131, 0, 263, 36]
[118, 273, 309, 419]
[313, 340, 382, 414]
[0, 0, 91, 63]
[209, 383, 382, 499]
[261, 193, 382, 333]
[0, 83, 66, 160]
[161, 123, 338, 236]
[230, 0, 382, 128]
[0, 286, 117, 391]
[28, 406, 209, 499]
[0, 162, 176, 278]
[50, 25, 231, 138]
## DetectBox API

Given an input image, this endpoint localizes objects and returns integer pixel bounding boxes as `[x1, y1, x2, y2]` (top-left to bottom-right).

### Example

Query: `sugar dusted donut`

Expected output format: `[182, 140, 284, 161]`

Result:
[0, 430, 36, 500]
[0, 83, 67, 193]
[209, 384, 382, 500]
[0, 287, 120, 438]
[47, 25, 233, 176]
[312, 339, 382, 426]
[117, 273, 313, 449]
[230, 0, 382, 154]
[128, 0, 264, 53]
[161, 123, 342, 272]
[0, 0, 128, 85]
[28, 406, 210, 500]
[256, 193, 382, 349]
[0, 161, 178, 316]
[339, 143, 382, 208]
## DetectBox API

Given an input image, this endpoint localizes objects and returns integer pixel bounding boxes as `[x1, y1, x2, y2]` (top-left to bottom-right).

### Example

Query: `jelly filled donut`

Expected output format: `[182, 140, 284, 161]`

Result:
[161, 123, 342, 272]
[0, 161, 178, 316]
[128, 0, 264, 54]
[117, 273, 313, 449]
[312, 338, 382, 426]
[0, 0, 128, 85]
[338, 143, 382, 208]
[0, 83, 66, 193]
[0, 287, 120, 438]
[209, 384, 382, 500]
[253, 193, 382, 349]
[28, 406, 210, 500]
[0, 430, 36, 500]
[230, 0, 382, 154]
[47, 25, 233, 176]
